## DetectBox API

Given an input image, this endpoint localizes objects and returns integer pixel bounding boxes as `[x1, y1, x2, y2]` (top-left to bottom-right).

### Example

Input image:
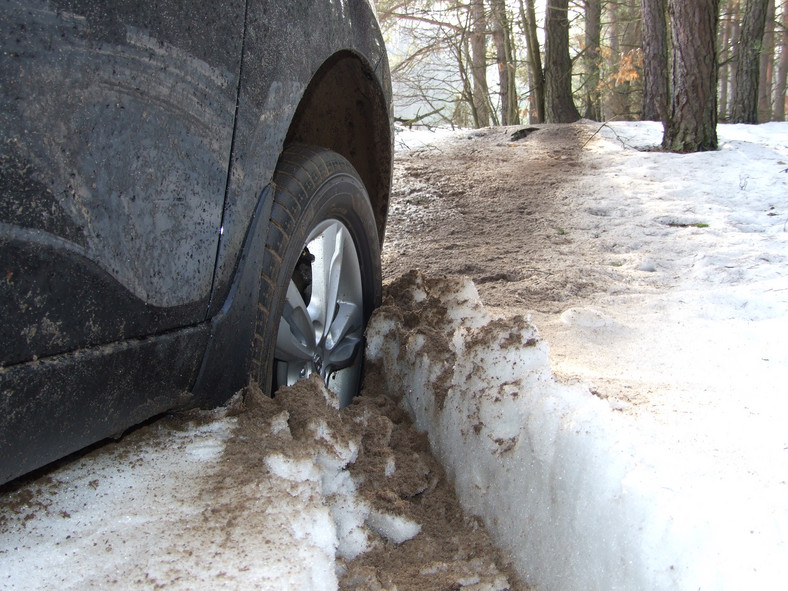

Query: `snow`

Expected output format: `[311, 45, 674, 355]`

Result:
[368, 271, 787, 590]
[2, 121, 787, 589]
[0, 384, 425, 590]
[393, 124, 463, 152]
[372, 121, 788, 590]
[0, 411, 333, 590]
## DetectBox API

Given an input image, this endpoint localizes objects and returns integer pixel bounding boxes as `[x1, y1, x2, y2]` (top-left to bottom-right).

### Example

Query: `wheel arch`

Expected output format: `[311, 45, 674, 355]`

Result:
[284, 50, 392, 246]
[191, 52, 392, 408]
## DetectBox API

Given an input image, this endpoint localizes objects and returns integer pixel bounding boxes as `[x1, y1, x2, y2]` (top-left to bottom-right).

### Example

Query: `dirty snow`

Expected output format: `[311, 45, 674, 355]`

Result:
[0, 378, 517, 591]
[1, 121, 787, 590]
[380, 121, 788, 591]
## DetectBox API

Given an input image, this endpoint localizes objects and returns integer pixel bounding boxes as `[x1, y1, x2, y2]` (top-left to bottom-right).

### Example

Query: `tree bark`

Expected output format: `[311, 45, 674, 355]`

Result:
[757, 0, 776, 121]
[662, 0, 719, 152]
[641, 0, 669, 122]
[718, 0, 737, 119]
[470, 0, 491, 127]
[775, 0, 788, 120]
[544, 0, 581, 122]
[605, 1, 641, 120]
[730, 0, 769, 122]
[583, 0, 602, 120]
[729, 0, 743, 103]
[519, 0, 544, 123]
[490, 0, 519, 125]
[458, 26, 480, 128]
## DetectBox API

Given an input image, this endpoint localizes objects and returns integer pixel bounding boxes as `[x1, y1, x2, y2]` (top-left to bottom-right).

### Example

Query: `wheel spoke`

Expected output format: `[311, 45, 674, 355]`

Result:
[326, 336, 362, 372]
[274, 217, 365, 405]
[325, 301, 362, 369]
[275, 281, 316, 362]
[324, 226, 346, 342]
[307, 223, 345, 345]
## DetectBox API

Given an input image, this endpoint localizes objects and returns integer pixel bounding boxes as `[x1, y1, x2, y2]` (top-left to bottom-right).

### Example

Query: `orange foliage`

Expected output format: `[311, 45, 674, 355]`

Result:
[612, 49, 643, 86]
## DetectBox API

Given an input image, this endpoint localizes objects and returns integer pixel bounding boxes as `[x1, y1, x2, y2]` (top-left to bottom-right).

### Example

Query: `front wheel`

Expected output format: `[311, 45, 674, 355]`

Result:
[252, 145, 382, 407]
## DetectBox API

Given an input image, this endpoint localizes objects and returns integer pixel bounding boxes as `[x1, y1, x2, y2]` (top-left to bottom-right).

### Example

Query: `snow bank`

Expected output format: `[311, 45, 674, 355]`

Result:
[367, 271, 787, 591]
[394, 123, 466, 152]
[0, 381, 425, 590]
[1, 372, 517, 591]
[260, 378, 424, 565]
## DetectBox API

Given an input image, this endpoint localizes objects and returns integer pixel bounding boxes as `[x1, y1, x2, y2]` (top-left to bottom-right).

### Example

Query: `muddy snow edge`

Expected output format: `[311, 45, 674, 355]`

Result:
[365, 271, 759, 591]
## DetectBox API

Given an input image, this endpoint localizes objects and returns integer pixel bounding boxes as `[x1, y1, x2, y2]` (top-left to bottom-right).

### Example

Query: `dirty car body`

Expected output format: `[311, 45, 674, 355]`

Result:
[0, 0, 392, 484]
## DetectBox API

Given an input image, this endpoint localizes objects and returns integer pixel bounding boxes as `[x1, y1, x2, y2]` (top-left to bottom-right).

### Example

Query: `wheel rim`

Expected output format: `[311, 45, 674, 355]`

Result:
[274, 219, 364, 406]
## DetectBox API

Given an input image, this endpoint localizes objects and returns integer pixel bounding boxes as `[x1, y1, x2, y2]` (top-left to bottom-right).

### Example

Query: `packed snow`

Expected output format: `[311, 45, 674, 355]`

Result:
[1, 121, 787, 590]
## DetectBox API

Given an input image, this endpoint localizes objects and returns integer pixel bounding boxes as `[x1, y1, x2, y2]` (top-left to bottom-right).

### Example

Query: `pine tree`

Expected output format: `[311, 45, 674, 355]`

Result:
[730, 0, 770, 123]
[662, 0, 719, 152]
[641, 0, 669, 122]
[545, 0, 581, 122]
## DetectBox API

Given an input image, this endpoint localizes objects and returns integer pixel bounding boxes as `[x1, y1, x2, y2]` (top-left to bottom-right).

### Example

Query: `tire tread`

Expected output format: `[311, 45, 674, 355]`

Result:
[251, 144, 381, 393]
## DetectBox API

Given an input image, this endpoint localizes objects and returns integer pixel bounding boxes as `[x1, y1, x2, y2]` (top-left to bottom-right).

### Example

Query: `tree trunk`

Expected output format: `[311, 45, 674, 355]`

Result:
[729, 0, 743, 103]
[606, 1, 638, 120]
[490, 0, 519, 125]
[519, 0, 545, 123]
[583, 0, 602, 120]
[470, 0, 491, 128]
[663, 0, 719, 152]
[757, 0, 776, 121]
[730, 0, 769, 122]
[641, 0, 669, 121]
[544, 0, 581, 122]
[775, 0, 788, 121]
[625, 0, 644, 119]
[453, 25, 474, 128]
[719, 0, 737, 120]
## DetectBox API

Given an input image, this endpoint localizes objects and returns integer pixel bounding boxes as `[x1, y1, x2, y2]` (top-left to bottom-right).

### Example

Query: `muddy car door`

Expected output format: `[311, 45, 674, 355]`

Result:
[0, 0, 244, 364]
[0, 0, 245, 481]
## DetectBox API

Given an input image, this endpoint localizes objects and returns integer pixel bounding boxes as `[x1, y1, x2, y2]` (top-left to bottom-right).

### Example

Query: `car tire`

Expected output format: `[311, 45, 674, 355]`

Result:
[251, 144, 382, 407]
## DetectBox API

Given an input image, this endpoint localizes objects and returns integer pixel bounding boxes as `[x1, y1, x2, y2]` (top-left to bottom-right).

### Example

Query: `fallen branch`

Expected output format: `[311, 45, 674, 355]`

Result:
[394, 107, 444, 129]
[582, 121, 637, 150]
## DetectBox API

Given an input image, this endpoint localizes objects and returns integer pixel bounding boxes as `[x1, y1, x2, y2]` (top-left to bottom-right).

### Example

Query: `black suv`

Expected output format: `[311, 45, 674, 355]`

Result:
[0, 0, 392, 484]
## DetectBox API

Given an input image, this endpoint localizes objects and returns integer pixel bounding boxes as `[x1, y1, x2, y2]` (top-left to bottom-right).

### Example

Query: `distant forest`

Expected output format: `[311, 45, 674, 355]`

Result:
[376, 0, 787, 152]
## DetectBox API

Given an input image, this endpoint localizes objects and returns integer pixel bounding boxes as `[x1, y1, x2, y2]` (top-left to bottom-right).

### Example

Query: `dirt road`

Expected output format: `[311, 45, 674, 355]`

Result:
[385, 125, 601, 312]
[384, 123, 688, 416]
[384, 125, 645, 406]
